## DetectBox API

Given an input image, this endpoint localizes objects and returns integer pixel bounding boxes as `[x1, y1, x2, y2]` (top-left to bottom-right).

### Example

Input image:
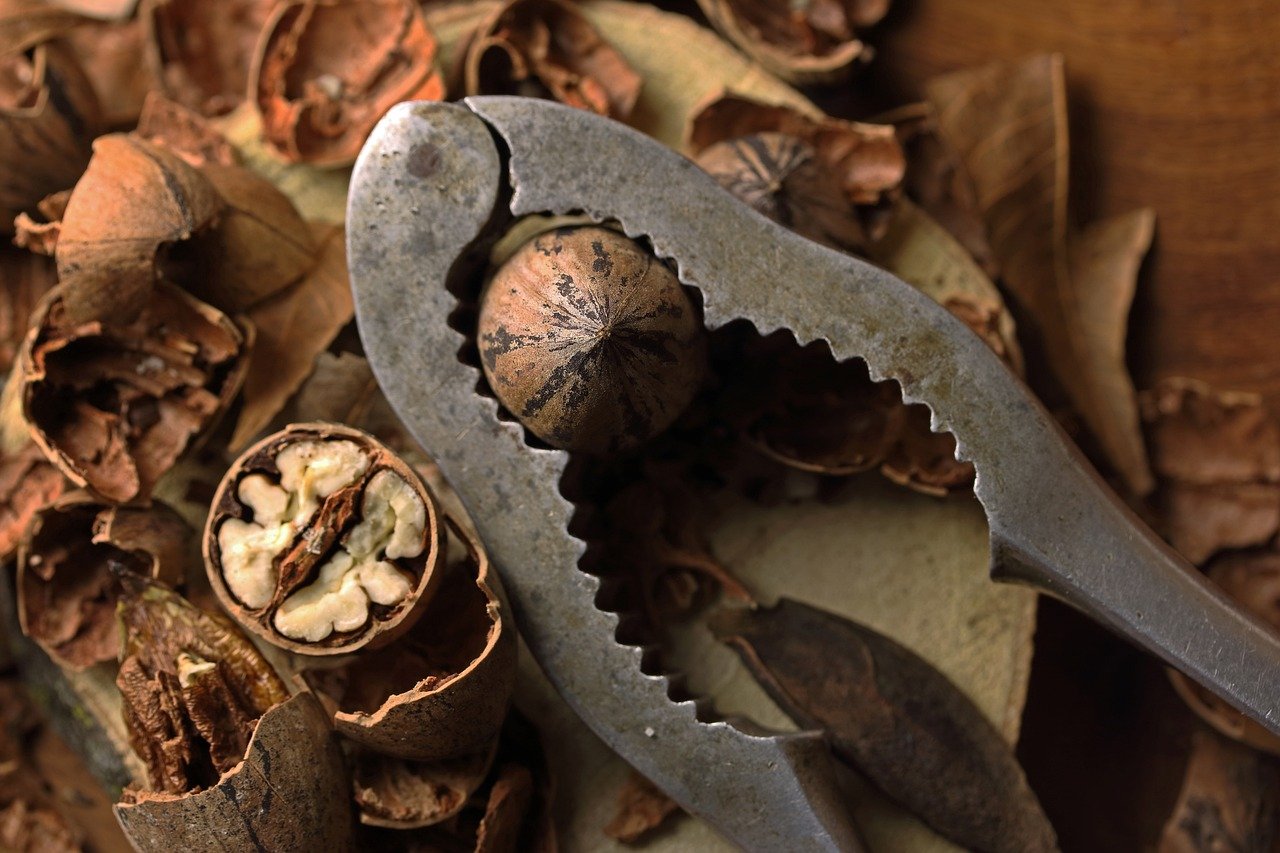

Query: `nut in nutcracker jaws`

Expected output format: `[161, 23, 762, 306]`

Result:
[347, 97, 1280, 852]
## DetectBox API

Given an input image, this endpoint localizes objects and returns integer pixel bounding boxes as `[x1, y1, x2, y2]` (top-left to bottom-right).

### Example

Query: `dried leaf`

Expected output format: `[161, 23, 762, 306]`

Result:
[476, 763, 538, 852]
[136, 91, 236, 167]
[711, 598, 1056, 853]
[253, 0, 445, 167]
[1158, 729, 1280, 853]
[0, 0, 86, 56]
[688, 92, 904, 248]
[18, 493, 191, 670]
[115, 693, 355, 851]
[461, 0, 641, 121]
[280, 351, 382, 429]
[352, 746, 495, 829]
[0, 43, 100, 238]
[603, 771, 680, 844]
[142, 0, 276, 117]
[0, 247, 57, 373]
[21, 281, 251, 504]
[925, 55, 1156, 496]
[307, 517, 516, 759]
[54, 134, 222, 325]
[1140, 378, 1280, 564]
[46, 0, 138, 20]
[230, 223, 353, 448]
[1169, 551, 1280, 756]
[693, 0, 884, 84]
[0, 442, 66, 562]
[63, 17, 154, 127]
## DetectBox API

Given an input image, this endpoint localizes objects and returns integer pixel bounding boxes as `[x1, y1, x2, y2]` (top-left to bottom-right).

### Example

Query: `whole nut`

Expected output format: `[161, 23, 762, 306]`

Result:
[477, 225, 707, 454]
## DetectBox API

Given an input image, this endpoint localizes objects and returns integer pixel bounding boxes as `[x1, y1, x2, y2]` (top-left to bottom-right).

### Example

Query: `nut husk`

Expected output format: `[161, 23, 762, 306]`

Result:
[205, 422, 446, 655]
[0, 42, 101, 237]
[478, 225, 708, 454]
[309, 518, 516, 761]
[115, 692, 355, 852]
[19, 281, 252, 504]
[694, 0, 887, 84]
[352, 744, 497, 829]
[460, 0, 641, 121]
[18, 492, 190, 671]
[251, 0, 446, 167]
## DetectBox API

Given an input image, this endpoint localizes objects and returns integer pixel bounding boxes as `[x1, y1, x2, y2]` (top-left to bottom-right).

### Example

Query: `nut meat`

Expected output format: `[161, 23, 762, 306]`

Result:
[205, 422, 445, 654]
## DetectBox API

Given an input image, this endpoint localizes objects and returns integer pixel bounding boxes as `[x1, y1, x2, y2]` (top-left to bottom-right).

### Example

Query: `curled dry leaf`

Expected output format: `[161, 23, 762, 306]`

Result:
[604, 771, 681, 843]
[306, 517, 515, 759]
[64, 17, 154, 127]
[54, 133, 221, 325]
[694, 0, 886, 83]
[710, 598, 1057, 853]
[352, 745, 496, 829]
[1140, 378, 1280, 565]
[205, 422, 446, 655]
[18, 493, 190, 670]
[924, 55, 1156, 497]
[252, 0, 445, 167]
[0, 42, 100, 238]
[1169, 551, 1280, 757]
[1158, 728, 1280, 853]
[230, 223, 353, 448]
[688, 92, 904, 251]
[20, 281, 250, 504]
[460, 0, 641, 121]
[136, 91, 236, 167]
[143, 0, 276, 117]
[0, 0, 87, 55]
[0, 246, 57, 373]
[115, 692, 355, 852]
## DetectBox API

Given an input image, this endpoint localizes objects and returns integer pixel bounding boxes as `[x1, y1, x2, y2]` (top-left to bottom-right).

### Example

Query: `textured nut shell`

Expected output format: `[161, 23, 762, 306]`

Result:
[477, 226, 707, 454]
[203, 421, 445, 656]
[332, 519, 516, 760]
[352, 743, 497, 829]
[113, 693, 355, 852]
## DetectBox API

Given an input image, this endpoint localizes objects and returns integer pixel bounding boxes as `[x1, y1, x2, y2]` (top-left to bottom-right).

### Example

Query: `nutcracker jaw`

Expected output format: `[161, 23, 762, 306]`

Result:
[348, 96, 1280, 851]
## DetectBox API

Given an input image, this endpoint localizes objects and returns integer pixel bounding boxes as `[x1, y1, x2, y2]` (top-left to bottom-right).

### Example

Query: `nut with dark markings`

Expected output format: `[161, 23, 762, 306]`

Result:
[477, 225, 708, 455]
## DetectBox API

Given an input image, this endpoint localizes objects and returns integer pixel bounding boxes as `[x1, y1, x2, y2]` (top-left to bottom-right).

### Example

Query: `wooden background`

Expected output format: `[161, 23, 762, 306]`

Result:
[851, 0, 1280, 409]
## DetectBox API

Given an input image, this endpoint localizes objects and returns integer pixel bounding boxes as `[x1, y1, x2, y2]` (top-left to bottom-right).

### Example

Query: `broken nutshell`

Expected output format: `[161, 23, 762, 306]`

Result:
[18, 492, 191, 671]
[205, 422, 446, 655]
[477, 225, 708, 455]
[18, 281, 251, 504]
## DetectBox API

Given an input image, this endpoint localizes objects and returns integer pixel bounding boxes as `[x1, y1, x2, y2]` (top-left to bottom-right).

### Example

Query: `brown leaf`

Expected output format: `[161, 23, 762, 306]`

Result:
[63, 17, 155, 127]
[55, 134, 222, 325]
[0, 42, 101, 238]
[253, 0, 446, 167]
[115, 693, 354, 851]
[21, 281, 251, 504]
[1169, 551, 1280, 757]
[711, 598, 1057, 853]
[460, 0, 641, 121]
[1158, 729, 1280, 853]
[693, 0, 885, 84]
[17, 493, 192, 670]
[925, 55, 1156, 496]
[142, 0, 276, 117]
[688, 92, 904, 249]
[603, 771, 680, 844]
[1140, 378, 1280, 564]
[0, 441, 65, 561]
[280, 351, 382, 429]
[136, 91, 236, 167]
[476, 763, 538, 852]
[230, 223, 353, 448]
[0, 247, 57, 374]
[352, 746, 496, 829]
[45, 0, 138, 20]
[0, 0, 87, 56]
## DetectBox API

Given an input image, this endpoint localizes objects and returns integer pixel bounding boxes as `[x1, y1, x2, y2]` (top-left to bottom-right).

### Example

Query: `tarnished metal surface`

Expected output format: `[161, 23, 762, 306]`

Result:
[349, 98, 1280, 850]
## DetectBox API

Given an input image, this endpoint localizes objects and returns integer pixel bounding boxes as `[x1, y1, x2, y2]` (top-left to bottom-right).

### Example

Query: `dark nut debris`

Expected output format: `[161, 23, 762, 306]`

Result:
[478, 225, 708, 455]
[205, 422, 445, 655]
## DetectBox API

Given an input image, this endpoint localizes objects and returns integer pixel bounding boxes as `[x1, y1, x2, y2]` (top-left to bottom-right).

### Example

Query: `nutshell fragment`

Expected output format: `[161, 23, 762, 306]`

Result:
[19, 282, 250, 504]
[352, 746, 495, 829]
[252, 0, 445, 166]
[306, 518, 516, 760]
[0, 42, 101, 237]
[461, 0, 641, 121]
[18, 493, 190, 670]
[206, 422, 445, 654]
[694, 0, 888, 83]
